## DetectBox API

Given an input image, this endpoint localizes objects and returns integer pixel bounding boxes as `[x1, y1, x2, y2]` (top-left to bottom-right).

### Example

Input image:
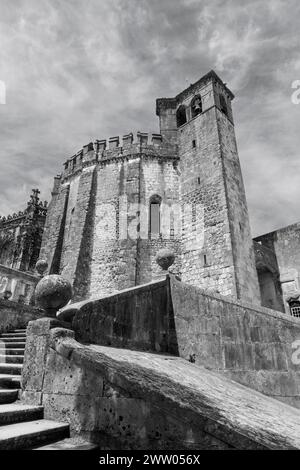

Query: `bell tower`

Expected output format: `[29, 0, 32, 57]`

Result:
[157, 71, 260, 303]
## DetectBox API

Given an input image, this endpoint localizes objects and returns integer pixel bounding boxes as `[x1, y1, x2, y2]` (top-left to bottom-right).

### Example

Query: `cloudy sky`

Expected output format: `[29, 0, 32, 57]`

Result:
[0, 0, 299, 236]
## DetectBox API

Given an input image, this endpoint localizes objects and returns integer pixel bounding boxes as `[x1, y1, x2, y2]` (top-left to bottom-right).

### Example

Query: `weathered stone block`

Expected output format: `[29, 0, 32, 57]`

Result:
[22, 319, 73, 400]
[43, 349, 104, 396]
[253, 343, 276, 370]
[21, 390, 43, 405]
[42, 393, 102, 434]
[170, 276, 300, 405]
[21, 334, 49, 392]
[27, 317, 63, 336]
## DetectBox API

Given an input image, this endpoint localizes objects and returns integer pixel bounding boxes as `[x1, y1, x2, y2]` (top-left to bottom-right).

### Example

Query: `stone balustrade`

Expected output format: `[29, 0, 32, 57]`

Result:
[0, 264, 39, 304]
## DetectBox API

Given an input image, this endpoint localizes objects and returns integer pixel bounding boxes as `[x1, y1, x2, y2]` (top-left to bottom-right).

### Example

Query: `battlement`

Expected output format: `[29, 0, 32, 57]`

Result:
[96, 131, 166, 153]
[61, 132, 178, 180]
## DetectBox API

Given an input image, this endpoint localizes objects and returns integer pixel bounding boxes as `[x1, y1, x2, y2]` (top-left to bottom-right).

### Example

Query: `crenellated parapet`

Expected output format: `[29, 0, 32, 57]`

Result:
[61, 132, 178, 180]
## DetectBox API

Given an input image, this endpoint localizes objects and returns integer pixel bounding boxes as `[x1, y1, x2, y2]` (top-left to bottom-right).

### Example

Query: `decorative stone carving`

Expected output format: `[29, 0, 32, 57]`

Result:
[35, 259, 48, 276]
[3, 289, 12, 300]
[286, 291, 300, 303]
[0, 189, 47, 272]
[34, 274, 72, 317]
[155, 249, 175, 271]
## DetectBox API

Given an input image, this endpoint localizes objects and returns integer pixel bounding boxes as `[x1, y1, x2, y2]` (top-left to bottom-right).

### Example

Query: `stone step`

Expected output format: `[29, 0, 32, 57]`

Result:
[0, 342, 26, 349]
[0, 338, 26, 344]
[34, 437, 99, 450]
[0, 419, 69, 450]
[0, 403, 43, 425]
[0, 375, 21, 389]
[0, 364, 22, 375]
[0, 355, 24, 364]
[0, 389, 18, 404]
[0, 333, 27, 338]
[0, 348, 25, 356]
[0, 338, 26, 343]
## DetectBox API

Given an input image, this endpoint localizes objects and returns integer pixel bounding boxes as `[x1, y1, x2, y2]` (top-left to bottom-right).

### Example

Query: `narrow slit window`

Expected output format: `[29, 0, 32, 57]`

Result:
[219, 94, 228, 116]
[150, 203, 160, 236]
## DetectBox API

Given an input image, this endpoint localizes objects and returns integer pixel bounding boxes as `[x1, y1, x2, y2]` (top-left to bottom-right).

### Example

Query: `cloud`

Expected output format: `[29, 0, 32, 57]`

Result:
[0, 0, 299, 238]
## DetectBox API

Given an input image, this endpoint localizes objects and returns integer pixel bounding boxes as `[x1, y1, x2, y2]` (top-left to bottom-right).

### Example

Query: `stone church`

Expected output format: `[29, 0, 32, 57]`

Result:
[16, 69, 298, 317]
[1, 70, 300, 316]
[0, 70, 300, 450]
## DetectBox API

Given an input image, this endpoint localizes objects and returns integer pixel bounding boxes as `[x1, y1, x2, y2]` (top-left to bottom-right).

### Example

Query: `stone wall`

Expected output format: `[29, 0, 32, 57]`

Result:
[59, 275, 300, 409]
[86, 150, 181, 297]
[41, 134, 180, 300]
[60, 167, 97, 301]
[170, 276, 300, 409]
[39, 177, 70, 274]
[216, 108, 260, 303]
[0, 298, 43, 333]
[67, 278, 178, 354]
[0, 264, 39, 304]
[178, 105, 237, 297]
[254, 223, 300, 314]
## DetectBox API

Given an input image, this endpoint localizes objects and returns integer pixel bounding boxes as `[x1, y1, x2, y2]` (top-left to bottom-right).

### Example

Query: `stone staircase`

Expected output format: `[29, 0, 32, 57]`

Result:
[0, 328, 97, 450]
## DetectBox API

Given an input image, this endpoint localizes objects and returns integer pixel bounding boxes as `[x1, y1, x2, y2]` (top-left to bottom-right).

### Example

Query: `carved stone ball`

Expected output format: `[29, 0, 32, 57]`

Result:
[155, 249, 175, 271]
[35, 275, 72, 315]
[3, 290, 12, 300]
[35, 259, 48, 276]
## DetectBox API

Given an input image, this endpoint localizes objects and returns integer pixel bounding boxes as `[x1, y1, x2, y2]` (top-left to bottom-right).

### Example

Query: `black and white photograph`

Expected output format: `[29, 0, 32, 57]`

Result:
[0, 0, 299, 460]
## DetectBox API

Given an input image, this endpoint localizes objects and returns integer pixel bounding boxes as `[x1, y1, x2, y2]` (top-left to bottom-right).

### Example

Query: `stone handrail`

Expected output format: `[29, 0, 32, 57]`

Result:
[0, 264, 39, 305]
[21, 322, 300, 450]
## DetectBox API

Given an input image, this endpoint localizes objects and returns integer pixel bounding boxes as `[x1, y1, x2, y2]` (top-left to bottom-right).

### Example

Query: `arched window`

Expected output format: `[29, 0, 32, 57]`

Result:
[219, 94, 228, 116]
[149, 195, 161, 238]
[191, 95, 202, 118]
[176, 105, 187, 127]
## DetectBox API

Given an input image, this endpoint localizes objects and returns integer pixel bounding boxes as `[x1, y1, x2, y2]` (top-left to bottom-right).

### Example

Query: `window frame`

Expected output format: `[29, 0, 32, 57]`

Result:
[149, 195, 162, 239]
[289, 301, 300, 318]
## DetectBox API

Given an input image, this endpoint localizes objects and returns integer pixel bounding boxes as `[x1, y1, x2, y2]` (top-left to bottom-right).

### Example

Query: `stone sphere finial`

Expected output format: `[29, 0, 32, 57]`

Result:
[3, 290, 12, 301]
[155, 248, 175, 271]
[34, 274, 72, 318]
[35, 259, 48, 277]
